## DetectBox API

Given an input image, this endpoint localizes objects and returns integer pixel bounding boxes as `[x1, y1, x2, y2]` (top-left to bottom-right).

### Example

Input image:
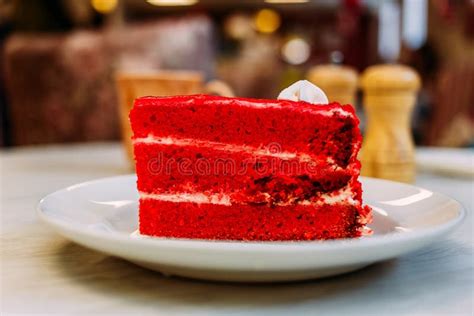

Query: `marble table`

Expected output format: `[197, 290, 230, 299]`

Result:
[1, 143, 473, 315]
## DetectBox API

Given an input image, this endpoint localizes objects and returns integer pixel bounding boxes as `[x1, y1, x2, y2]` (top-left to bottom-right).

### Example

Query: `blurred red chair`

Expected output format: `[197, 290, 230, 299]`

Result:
[3, 15, 214, 146]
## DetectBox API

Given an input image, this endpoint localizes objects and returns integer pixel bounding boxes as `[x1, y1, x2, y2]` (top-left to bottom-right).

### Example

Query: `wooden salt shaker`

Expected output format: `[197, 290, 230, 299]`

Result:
[360, 64, 421, 183]
[307, 64, 358, 105]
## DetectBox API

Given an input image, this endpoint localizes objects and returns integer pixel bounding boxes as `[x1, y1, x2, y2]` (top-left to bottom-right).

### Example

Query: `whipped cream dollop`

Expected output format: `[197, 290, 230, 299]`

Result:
[277, 80, 328, 105]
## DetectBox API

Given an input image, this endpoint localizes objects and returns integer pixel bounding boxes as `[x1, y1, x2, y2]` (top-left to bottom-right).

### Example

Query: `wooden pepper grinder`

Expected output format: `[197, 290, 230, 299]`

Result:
[360, 64, 421, 183]
[307, 64, 358, 105]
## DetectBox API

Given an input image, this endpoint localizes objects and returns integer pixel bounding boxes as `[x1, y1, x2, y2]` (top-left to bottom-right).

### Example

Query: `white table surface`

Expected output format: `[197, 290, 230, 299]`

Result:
[1, 143, 473, 316]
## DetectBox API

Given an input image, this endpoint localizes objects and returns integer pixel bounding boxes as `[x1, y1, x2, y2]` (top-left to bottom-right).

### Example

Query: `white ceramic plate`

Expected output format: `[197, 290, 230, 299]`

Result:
[38, 175, 464, 282]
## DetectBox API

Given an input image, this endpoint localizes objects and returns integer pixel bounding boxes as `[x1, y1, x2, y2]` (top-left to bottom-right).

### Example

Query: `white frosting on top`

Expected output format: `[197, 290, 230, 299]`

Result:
[277, 80, 329, 105]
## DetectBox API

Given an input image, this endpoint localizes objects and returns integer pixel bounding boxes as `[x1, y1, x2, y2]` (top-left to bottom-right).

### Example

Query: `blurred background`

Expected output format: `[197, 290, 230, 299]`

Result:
[0, 0, 473, 148]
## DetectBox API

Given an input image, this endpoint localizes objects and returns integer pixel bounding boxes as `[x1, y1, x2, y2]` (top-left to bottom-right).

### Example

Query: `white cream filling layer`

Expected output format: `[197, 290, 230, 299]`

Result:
[139, 185, 358, 206]
[134, 135, 339, 166]
[298, 185, 358, 206]
[140, 192, 232, 206]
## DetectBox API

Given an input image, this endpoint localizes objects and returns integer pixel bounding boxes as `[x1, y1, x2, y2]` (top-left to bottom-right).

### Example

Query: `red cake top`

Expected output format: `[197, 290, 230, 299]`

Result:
[133, 94, 356, 117]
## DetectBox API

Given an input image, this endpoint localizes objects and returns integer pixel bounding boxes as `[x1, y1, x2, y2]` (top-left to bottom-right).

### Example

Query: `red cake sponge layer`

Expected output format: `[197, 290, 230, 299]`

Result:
[139, 198, 364, 240]
[133, 142, 356, 205]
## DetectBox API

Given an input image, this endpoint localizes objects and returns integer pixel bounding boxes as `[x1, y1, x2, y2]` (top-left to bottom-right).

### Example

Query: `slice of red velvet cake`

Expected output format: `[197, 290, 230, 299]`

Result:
[130, 94, 371, 241]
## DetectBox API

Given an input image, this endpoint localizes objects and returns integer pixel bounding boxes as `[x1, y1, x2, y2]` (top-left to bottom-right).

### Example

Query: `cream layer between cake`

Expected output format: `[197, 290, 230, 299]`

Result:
[133, 135, 342, 167]
[139, 184, 359, 207]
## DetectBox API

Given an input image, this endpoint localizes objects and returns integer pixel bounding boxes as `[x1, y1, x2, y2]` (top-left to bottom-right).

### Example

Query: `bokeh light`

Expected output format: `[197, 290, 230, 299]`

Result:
[90, 0, 118, 14]
[264, 0, 309, 3]
[281, 37, 310, 65]
[146, 0, 198, 6]
[224, 13, 254, 40]
[254, 9, 281, 34]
